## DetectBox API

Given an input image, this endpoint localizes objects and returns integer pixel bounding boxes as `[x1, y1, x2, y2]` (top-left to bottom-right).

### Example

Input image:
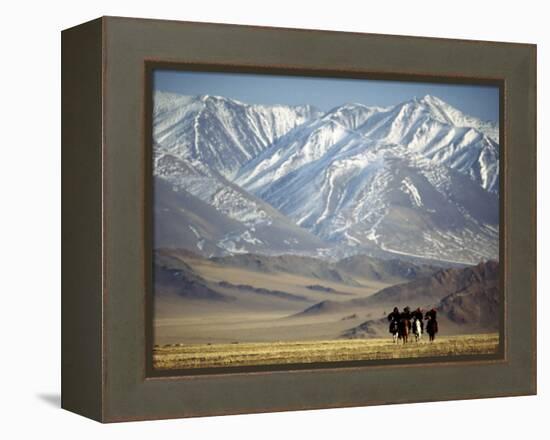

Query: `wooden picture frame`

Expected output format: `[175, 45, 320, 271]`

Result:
[62, 16, 536, 422]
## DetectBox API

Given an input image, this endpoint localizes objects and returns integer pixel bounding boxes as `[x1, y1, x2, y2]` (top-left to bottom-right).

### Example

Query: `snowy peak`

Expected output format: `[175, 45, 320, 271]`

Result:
[418, 94, 452, 109]
[153, 92, 322, 177]
[418, 94, 498, 142]
[370, 94, 498, 142]
[345, 95, 500, 193]
[322, 103, 383, 130]
[417, 94, 458, 125]
[235, 117, 366, 193]
[419, 94, 445, 104]
[236, 93, 499, 195]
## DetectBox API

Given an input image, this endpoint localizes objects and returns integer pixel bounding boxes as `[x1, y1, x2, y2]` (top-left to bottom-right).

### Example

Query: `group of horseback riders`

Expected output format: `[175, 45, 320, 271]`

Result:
[387, 306, 438, 343]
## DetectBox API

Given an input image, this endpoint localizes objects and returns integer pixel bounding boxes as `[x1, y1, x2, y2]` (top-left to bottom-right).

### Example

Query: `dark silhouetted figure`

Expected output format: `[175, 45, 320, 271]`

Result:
[425, 308, 438, 342]
[401, 306, 412, 332]
[411, 307, 424, 332]
[411, 307, 423, 341]
[397, 306, 412, 344]
[387, 307, 400, 343]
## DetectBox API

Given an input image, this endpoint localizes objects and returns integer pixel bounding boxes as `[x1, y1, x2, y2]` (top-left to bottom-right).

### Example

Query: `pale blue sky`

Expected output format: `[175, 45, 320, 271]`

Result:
[154, 69, 500, 122]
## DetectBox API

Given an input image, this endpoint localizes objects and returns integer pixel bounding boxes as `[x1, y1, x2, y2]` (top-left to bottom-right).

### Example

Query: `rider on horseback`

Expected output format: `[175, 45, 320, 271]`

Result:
[401, 306, 412, 331]
[424, 308, 438, 341]
[387, 307, 400, 334]
[411, 307, 424, 333]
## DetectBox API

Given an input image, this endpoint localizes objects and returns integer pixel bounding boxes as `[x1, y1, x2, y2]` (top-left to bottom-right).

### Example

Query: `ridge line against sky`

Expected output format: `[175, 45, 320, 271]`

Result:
[154, 69, 500, 123]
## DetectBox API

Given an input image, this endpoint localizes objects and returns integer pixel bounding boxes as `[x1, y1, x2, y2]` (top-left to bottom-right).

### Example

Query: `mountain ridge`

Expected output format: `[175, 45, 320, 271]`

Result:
[153, 92, 499, 264]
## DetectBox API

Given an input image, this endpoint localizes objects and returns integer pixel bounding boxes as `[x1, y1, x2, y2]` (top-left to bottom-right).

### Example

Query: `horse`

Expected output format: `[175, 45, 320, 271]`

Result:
[412, 317, 422, 342]
[398, 318, 410, 344]
[426, 317, 438, 342]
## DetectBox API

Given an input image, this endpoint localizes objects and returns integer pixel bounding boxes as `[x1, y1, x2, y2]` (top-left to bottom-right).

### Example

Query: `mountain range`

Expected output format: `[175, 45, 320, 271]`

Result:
[153, 249, 499, 343]
[341, 260, 500, 338]
[153, 92, 499, 264]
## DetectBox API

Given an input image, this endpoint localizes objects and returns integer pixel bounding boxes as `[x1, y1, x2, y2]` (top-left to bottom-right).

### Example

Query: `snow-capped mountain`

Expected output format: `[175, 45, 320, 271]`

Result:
[236, 121, 498, 263]
[316, 96, 499, 192]
[153, 91, 499, 264]
[237, 96, 499, 194]
[154, 152, 328, 257]
[154, 92, 321, 178]
[153, 94, 330, 256]
[346, 95, 500, 193]
[235, 117, 362, 193]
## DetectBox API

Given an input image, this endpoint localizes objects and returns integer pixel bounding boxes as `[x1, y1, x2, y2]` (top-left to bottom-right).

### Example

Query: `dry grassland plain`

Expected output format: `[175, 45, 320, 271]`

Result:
[153, 333, 499, 370]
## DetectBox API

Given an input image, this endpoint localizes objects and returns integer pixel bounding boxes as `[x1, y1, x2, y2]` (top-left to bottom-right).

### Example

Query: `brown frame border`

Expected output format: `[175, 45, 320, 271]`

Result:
[61, 16, 536, 423]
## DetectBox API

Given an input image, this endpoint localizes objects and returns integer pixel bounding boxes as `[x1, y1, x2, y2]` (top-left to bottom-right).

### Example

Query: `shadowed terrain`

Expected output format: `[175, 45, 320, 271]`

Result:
[154, 250, 499, 348]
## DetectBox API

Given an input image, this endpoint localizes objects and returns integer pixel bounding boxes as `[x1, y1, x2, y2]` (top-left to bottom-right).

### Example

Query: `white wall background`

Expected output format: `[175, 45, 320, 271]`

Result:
[0, 0, 546, 437]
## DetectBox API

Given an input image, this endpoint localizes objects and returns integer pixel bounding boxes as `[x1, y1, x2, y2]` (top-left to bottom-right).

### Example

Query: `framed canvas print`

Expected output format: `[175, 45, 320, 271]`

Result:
[62, 16, 536, 422]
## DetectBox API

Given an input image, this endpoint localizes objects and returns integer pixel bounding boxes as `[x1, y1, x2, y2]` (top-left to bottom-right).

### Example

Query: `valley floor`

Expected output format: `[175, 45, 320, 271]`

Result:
[153, 333, 499, 370]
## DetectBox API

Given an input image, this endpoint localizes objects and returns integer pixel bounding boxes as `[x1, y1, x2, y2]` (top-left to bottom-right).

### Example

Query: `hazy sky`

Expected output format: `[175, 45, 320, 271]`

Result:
[154, 69, 500, 122]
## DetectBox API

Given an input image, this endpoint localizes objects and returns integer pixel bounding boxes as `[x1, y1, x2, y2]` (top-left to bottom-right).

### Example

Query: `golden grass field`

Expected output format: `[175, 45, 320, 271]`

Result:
[153, 333, 499, 370]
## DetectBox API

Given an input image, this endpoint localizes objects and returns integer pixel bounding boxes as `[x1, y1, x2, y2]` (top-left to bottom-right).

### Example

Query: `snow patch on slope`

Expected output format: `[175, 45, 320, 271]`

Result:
[401, 177, 423, 207]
